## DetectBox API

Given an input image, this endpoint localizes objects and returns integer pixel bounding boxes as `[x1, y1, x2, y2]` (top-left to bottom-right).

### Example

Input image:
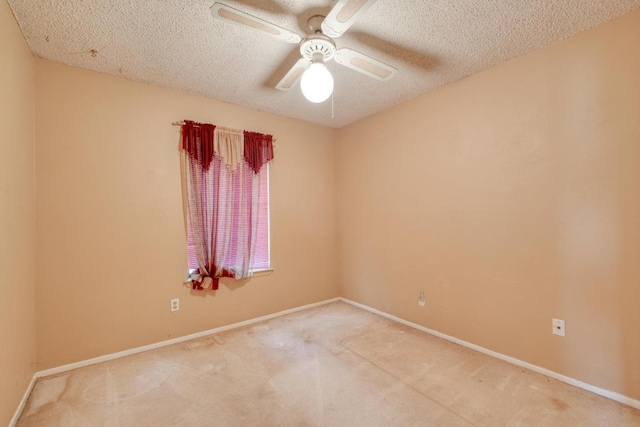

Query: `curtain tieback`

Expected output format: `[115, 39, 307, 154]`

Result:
[187, 270, 218, 290]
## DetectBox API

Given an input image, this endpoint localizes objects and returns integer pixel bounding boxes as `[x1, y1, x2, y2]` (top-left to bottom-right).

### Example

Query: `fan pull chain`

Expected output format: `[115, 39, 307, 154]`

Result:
[331, 91, 334, 119]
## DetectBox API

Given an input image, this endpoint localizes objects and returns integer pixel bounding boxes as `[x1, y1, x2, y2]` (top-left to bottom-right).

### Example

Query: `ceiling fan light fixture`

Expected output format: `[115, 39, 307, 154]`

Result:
[300, 55, 334, 103]
[210, 1, 397, 105]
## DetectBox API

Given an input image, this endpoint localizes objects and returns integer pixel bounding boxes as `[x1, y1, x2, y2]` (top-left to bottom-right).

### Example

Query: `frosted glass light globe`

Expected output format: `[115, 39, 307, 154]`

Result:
[300, 62, 334, 103]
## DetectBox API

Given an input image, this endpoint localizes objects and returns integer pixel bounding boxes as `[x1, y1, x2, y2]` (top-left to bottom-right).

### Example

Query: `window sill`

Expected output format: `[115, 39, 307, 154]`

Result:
[250, 268, 274, 277]
[184, 268, 274, 283]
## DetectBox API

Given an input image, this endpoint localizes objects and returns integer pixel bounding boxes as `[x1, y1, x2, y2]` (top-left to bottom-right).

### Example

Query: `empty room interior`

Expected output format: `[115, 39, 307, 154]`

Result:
[2, 0, 640, 425]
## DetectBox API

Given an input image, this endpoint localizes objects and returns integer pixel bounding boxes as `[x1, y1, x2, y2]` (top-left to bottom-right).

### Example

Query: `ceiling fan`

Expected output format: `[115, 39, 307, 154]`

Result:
[210, 0, 398, 103]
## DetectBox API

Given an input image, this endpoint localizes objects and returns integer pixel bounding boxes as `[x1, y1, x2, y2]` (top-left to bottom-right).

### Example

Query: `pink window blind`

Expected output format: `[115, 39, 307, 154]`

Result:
[186, 162, 270, 272]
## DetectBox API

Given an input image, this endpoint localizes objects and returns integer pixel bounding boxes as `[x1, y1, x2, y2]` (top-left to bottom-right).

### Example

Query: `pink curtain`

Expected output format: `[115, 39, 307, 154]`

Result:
[180, 120, 273, 290]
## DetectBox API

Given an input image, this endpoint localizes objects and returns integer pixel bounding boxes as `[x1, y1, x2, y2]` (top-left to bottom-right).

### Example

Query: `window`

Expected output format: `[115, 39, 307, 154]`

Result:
[180, 121, 274, 289]
[186, 162, 270, 273]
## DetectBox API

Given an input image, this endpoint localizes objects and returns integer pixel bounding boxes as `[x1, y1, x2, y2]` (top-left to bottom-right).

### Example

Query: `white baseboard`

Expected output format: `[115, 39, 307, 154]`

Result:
[338, 297, 640, 411]
[9, 373, 37, 427]
[11, 297, 340, 424]
[37, 297, 340, 378]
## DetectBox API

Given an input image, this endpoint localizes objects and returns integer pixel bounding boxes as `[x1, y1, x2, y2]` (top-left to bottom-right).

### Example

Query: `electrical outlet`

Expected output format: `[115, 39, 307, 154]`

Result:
[170, 298, 180, 312]
[552, 318, 565, 337]
[418, 290, 425, 307]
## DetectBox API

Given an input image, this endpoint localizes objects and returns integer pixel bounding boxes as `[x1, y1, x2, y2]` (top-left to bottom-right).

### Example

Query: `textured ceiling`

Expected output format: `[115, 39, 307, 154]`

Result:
[8, 0, 640, 128]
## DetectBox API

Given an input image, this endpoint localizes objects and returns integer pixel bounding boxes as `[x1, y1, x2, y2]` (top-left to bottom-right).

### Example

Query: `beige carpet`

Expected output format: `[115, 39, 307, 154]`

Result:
[18, 302, 640, 426]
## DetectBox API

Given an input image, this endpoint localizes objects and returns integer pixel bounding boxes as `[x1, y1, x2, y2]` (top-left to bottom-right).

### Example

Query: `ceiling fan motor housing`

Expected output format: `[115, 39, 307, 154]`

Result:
[300, 34, 336, 62]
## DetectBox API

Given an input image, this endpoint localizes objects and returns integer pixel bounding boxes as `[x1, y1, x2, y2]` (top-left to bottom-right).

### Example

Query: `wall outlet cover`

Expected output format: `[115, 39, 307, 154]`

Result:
[552, 318, 565, 337]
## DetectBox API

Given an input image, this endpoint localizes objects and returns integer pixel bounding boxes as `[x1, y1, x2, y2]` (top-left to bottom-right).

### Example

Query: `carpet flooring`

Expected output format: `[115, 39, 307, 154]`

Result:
[17, 301, 640, 426]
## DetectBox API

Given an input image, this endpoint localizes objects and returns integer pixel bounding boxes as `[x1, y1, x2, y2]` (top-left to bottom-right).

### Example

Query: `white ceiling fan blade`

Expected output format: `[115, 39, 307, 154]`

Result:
[276, 58, 309, 90]
[335, 48, 397, 81]
[321, 0, 378, 38]
[210, 2, 301, 44]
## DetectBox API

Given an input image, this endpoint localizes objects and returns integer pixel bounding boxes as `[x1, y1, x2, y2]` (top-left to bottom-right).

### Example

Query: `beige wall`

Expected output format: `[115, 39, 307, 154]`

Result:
[337, 9, 640, 401]
[0, 0, 37, 424]
[35, 60, 339, 370]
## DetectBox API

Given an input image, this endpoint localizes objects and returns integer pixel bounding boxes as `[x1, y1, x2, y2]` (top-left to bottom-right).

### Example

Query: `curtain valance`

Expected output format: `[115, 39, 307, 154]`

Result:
[181, 120, 274, 173]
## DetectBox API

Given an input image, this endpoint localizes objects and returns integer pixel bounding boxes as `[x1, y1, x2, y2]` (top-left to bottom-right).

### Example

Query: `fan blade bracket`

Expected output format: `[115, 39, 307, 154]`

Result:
[335, 48, 397, 81]
[211, 2, 302, 44]
[321, 0, 378, 38]
[276, 58, 309, 91]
